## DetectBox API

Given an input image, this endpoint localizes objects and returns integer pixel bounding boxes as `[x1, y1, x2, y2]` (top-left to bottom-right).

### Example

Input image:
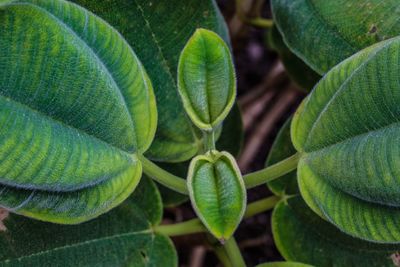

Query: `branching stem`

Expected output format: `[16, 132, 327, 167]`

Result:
[138, 155, 188, 195]
[154, 195, 279, 236]
[244, 153, 300, 189]
[154, 218, 205, 236]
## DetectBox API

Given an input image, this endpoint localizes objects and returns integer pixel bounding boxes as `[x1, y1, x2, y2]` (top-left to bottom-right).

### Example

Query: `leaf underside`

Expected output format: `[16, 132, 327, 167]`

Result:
[292, 36, 400, 243]
[0, 0, 157, 223]
[72, 0, 231, 162]
[272, 0, 400, 74]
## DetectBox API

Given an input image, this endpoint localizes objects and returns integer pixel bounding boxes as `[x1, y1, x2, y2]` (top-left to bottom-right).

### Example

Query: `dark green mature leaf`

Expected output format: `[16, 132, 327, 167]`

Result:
[272, 0, 400, 74]
[272, 197, 399, 267]
[292, 36, 400, 243]
[72, 0, 230, 162]
[267, 26, 320, 91]
[178, 29, 236, 131]
[0, 177, 177, 267]
[266, 118, 298, 196]
[0, 0, 156, 223]
[188, 151, 246, 241]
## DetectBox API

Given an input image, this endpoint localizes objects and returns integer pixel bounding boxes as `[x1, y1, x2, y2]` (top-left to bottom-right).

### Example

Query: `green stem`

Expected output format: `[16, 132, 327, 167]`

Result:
[235, 0, 273, 28]
[245, 17, 273, 28]
[213, 245, 233, 267]
[223, 237, 246, 267]
[244, 153, 300, 189]
[203, 130, 216, 151]
[154, 218, 206, 236]
[244, 195, 280, 218]
[138, 155, 188, 195]
[155, 195, 279, 237]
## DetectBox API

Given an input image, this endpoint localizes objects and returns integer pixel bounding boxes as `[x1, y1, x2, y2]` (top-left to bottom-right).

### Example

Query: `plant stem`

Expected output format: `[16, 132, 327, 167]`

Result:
[203, 130, 216, 151]
[154, 218, 206, 236]
[235, 0, 273, 28]
[138, 155, 188, 195]
[223, 237, 246, 267]
[212, 245, 233, 267]
[244, 153, 300, 189]
[155, 195, 279, 237]
[244, 195, 280, 218]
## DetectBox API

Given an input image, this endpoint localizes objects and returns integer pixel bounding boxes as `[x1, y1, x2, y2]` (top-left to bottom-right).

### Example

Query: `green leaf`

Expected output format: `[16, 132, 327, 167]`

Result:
[272, 0, 400, 74]
[257, 262, 313, 267]
[272, 196, 399, 267]
[0, 177, 178, 267]
[0, 0, 157, 223]
[291, 36, 400, 243]
[267, 26, 320, 91]
[71, 0, 230, 162]
[178, 29, 236, 131]
[266, 118, 298, 196]
[187, 151, 246, 241]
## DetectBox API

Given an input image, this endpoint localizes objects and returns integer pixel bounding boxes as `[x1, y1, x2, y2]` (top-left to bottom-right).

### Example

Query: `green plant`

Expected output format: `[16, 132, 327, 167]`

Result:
[1, 0, 400, 266]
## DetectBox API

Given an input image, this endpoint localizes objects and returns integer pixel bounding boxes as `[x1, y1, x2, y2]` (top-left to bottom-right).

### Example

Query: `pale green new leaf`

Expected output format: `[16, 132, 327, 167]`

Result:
[0, 0, 157, 223]
[292, 36, 400, 243]
[272, 0, 400, 74]
[72, 0, 231, 162]
[0, 177, 178, 267]
[178, 29, 236, 131]
[187, 151, 246, 241]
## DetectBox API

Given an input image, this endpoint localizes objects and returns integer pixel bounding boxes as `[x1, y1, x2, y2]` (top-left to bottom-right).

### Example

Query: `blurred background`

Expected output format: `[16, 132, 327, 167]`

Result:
[166, 1, 308, 266]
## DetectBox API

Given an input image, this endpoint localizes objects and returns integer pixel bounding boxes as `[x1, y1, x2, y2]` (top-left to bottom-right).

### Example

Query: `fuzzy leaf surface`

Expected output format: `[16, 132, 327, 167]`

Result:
[72, 0, 230, 162]
[0, 0, 157, 223]
[272, 0, 400, 73]
[292, 36, 400, 243]
[0, 177, 177, 267]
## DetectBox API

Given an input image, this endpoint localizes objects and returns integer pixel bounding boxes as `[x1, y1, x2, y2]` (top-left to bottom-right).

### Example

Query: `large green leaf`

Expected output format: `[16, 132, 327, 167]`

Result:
[72, 0, 230, 162]
[0, 0, 156, 223]
[267, 122, 400, 265]
[291, 36, 400, 243]
[272, 0, 400, 74]
[0, 177, 177, 267]
[267, 26, 320, 91]
[187, 151, 246, 241]
[272, 197, 399, 266]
